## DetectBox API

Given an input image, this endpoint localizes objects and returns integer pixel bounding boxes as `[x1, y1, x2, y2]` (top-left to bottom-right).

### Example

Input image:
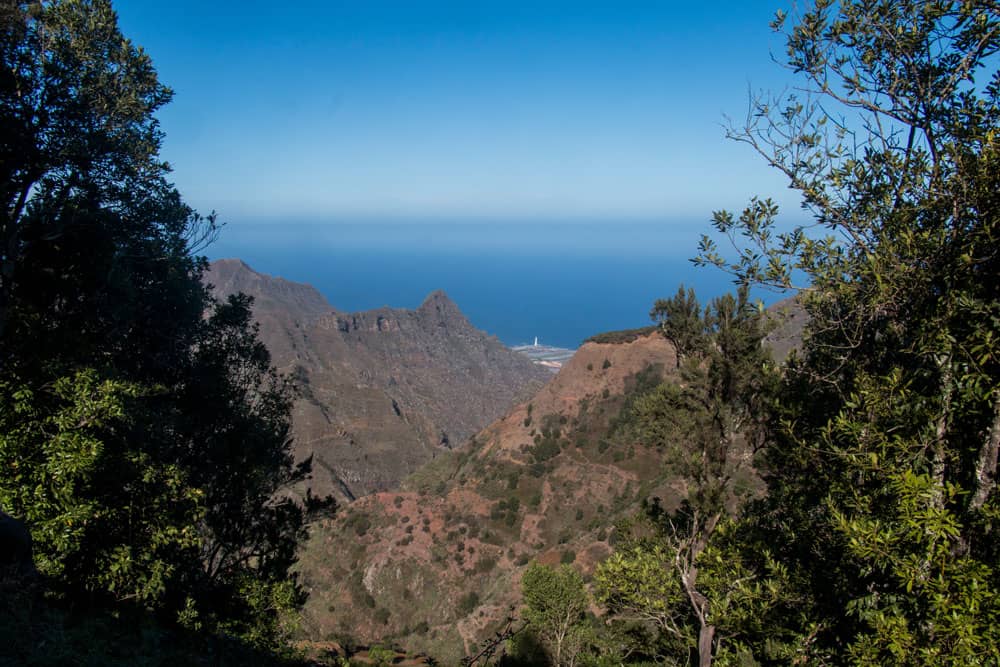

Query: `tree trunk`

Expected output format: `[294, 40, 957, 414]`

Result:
[929, 352, 954, 513]
[971, 392, 1000, 511]
[698, 623, 715, 667]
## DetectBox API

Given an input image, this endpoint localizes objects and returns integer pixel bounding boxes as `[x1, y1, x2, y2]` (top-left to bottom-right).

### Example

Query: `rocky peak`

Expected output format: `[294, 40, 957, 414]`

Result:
[204, 260, 550, 502]
[206, 259, 333, 324]
[417, 289, 469, 327]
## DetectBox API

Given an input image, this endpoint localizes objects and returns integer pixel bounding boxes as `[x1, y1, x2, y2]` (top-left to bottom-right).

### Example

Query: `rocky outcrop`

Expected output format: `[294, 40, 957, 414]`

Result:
[205, 260, 550, 501]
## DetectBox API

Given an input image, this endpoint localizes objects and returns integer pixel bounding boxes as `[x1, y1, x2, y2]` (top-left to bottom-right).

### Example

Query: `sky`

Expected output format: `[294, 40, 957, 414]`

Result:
[114, 1, 805, 225]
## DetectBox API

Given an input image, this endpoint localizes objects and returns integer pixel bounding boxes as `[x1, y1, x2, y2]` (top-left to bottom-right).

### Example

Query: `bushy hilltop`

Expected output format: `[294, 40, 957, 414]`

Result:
[206, 259, 551, 501]
[296, 331, 706, 661]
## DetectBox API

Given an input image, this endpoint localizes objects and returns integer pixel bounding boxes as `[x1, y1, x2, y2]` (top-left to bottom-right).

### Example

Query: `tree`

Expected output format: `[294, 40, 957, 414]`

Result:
[595, 541, 692, 661]
[0, 0, 331, 651]
[0, 0, 217, 346]
[596, 514, 798, 667]
[598, 287, 778, 666]
[695, 0, 1000, 661]
[650, 285, 705, 367]
[521, 562, 590, 667]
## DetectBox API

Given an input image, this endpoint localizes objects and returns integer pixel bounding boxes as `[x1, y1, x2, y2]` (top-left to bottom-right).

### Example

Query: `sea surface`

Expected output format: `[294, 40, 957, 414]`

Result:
[205, 221, 787, 350]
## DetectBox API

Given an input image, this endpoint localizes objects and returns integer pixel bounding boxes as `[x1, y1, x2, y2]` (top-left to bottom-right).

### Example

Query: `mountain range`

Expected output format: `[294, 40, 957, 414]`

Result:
[208, 260, 804, 662]
[205, 259, 551, 502]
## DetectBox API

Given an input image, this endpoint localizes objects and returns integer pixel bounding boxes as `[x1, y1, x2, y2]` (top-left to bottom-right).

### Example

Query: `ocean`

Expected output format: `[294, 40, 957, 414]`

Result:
[205, 221, 783, 350]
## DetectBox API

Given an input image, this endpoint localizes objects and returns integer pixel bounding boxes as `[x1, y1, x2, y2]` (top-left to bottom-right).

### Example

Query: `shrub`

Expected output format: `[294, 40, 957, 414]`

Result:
[531, 438, 560, 463]
[507, 472, 520, 490]
[476, 557, 498, 574]
[584, 326, 658, 344]
[347, 514, 371, 537]
[458, 591, 480, 615]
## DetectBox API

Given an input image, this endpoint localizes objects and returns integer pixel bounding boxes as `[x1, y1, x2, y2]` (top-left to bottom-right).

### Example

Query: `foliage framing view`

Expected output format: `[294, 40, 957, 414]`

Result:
[0, 0, 331, 662]
[594, 0, 1000, 665]
[516, 2, 1000, 666]
[1, 0, 999, 666]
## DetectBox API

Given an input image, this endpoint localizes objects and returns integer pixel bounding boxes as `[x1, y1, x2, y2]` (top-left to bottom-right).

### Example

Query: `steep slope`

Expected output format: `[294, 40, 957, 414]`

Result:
[297, 333, 683, 661]
[205, 259, 550, 501]
[295, 293, 809, 660]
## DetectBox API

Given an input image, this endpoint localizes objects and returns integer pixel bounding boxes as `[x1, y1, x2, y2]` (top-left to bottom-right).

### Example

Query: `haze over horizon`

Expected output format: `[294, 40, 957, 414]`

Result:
[116, 1, 805, 228]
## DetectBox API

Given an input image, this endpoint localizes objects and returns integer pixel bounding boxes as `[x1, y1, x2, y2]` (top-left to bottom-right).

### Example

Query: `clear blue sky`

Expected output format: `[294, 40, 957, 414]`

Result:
[115, 1, 802, 224]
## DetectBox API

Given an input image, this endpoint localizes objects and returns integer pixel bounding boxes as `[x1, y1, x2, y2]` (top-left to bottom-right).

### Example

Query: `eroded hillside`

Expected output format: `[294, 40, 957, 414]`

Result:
[297, 333, 689, 661]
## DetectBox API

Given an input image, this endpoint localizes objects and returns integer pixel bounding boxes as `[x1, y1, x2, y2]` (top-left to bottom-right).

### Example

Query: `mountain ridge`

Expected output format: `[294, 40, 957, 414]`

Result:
[205, 259, 551, 502]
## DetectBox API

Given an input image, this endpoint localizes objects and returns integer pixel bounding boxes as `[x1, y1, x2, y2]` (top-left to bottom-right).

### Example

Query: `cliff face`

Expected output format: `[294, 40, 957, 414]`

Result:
[205, 259, 550, 501]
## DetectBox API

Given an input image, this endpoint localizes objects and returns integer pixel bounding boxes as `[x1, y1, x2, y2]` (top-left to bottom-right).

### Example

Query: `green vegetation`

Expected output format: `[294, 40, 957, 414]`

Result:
[458, 591, 481, 615]
[599, 283, 776, 661]
[12, 1, 995, 665]
[0, 1, 331, 663]
[584, 326, 658, 345]
[588, 1, 1000, 665]
[520, 563, 590, 667]
[650, 286, 705, 367]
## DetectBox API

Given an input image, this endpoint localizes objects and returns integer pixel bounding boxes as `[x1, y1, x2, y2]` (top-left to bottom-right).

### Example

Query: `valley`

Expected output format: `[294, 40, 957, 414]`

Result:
[296, 331, 682, 661]
[208, 263, 808, 662]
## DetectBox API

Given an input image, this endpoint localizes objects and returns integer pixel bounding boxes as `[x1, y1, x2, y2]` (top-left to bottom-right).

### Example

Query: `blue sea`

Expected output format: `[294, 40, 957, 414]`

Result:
[206, 221, 784, 350]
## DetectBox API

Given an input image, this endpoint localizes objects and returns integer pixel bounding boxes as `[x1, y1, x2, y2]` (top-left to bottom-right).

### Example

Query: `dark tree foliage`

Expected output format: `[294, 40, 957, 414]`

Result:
[693, 0, 1000, 662]
[0, 0, 332, 651]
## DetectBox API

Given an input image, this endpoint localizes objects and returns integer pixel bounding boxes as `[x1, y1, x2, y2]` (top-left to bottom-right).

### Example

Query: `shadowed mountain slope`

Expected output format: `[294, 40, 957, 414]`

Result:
[205, 259, 550, 501]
